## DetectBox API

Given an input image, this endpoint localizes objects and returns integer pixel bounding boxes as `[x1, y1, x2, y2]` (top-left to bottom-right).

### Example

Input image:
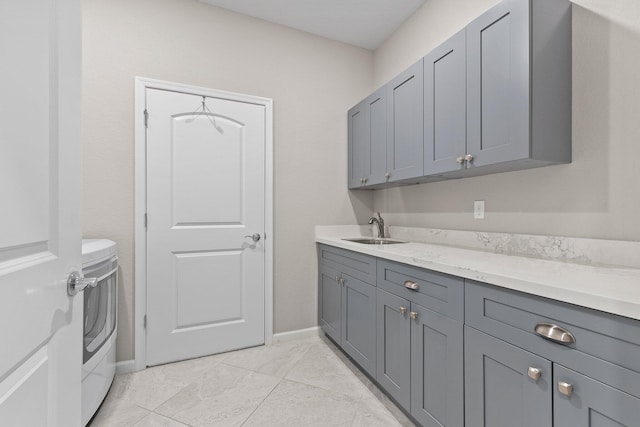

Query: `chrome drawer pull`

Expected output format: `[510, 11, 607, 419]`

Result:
[534, 323, 576, 344]
[404, 280, 419, 291]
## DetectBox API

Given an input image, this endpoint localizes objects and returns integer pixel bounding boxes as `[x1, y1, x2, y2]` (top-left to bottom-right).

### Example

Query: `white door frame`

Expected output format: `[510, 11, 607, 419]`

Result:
[133, 77, 274, 371]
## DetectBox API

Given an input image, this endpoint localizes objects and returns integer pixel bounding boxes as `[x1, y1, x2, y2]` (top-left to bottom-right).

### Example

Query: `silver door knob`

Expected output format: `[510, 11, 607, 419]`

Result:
[558, 381, 573, 397]
[67, 271, 98, 296]
[244, 233, 261, 242]
[360, 178, 364, 184]
[410, 311, 418, 320]
[385, 172, 390, 179]
[456, 156, 465, 164]
[528, 367, 541, 382]
[399, 307, 408, 315]
[363, 177, 367, 184]
[464, 154, 474, 163]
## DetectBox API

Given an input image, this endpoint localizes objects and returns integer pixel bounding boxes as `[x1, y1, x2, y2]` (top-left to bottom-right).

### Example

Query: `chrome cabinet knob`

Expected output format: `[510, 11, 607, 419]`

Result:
[385, 172, 390, 178]
[410, 311, 418, 320]
[528, 367, 541, 382]
[67, 271, 98, 296]
[244, 233, 261, 242]
[399, 307, 408, 315]
[456, 156, 465, 164]
[363, 177, 367, 183]
[558, 381, 573, 397]
[464, 154, 474, 163]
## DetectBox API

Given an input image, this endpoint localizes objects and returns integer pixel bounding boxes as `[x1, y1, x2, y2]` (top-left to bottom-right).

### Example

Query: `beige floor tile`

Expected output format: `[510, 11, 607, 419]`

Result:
[89, 394, 149, 427]
[109, 366, 190, 411]
[351, 394, 405, 427]
[242, 379, 359, 427]
[285, 342, 370, 399]
[220, 337, 317, 378]
[132, 413, 190, 426]
[154, 363, 279, 427]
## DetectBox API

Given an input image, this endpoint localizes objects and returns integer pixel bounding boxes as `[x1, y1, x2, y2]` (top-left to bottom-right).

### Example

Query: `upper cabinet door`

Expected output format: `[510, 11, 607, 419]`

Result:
[386, 60, 424, 183]
[348, 88, 387, 188]
[424, 29, 467, 176]
[466, 0, 530, 168]
[348, 98, 370, 188]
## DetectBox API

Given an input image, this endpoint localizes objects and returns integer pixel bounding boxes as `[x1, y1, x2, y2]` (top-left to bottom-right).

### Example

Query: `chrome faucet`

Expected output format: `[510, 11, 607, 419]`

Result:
[368, 212, 385, 238]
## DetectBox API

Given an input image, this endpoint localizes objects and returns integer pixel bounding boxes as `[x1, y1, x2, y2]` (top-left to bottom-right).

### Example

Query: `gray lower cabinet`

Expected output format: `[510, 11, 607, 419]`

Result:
[317, 244, 377, 376]
[553, 364, 640, 427]
[465, 326, 553, 427]
[466, 280, 640, 427]
[376, 288, 411, 408]
[410, 303, 464, 427]
[318, 264, 342, 343]
[377, 259, 464, 426]
[341, 273, 377, 376]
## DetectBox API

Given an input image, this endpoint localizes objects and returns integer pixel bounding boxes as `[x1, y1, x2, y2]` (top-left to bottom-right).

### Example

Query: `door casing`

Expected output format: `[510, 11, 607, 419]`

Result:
[133, 77, 274, 371]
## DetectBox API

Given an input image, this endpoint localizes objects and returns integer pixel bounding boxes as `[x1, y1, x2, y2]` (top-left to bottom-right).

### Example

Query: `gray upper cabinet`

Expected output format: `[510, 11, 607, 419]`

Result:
[348, 87, 387, 188]
[465, 0, 571, 173]
[386, 60, 424, 183]
[423, 29, 467, 176]
[348, 0, 572, 189]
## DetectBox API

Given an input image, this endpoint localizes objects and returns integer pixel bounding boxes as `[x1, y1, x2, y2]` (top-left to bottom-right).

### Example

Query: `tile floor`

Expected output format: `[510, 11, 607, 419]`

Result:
[90, 334, 416, 426]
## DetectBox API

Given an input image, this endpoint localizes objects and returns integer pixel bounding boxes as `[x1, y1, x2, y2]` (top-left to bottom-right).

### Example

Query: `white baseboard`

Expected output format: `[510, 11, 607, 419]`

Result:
[115, 360, 137, 375]
[272, 326, 320, 344]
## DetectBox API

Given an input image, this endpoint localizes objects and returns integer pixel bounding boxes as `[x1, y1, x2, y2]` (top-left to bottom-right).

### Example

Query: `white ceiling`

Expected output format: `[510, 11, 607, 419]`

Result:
[199, 0, 426, 50]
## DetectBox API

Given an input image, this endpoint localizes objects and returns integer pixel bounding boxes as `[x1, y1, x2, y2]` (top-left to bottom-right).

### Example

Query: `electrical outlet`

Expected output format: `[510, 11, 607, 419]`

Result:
[474, 200, 485, 219]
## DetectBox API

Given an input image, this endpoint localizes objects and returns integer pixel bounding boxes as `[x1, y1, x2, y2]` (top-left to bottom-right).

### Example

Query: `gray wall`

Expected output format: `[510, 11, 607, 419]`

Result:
[82, 0, 374, 361]
[372, 0, 640, 241]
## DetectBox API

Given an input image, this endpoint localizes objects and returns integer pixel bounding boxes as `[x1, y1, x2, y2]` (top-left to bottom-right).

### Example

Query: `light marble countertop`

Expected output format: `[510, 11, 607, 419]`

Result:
[315, 226, 640, 321]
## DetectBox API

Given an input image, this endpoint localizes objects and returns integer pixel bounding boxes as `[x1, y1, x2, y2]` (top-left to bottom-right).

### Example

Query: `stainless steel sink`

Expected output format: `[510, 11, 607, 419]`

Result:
[342, 238, 407, 245]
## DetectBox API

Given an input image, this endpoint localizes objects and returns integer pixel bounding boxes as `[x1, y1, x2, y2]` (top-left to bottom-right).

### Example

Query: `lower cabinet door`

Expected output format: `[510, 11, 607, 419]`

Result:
[318, 264, 342, 343]
[410, 303, 463, 427]
[465, 326, 552, 427]
[376, 288, 411, 409]
[554, 364, 640, 427]
[341, 274, 376, 376]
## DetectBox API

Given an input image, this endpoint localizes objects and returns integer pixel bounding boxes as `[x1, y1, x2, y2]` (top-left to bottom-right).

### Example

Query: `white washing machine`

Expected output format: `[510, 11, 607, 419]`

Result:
[81, 239, 118, 426]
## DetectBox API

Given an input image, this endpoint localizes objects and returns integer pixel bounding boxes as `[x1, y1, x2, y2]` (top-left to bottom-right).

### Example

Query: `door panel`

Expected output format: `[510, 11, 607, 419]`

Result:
[146, 89, 265, 366]
[386, 60, 424, 182]
[376, 289, 411, 408]
[467, 0, 530, 167]
[341, 275, 376, 376]
[348, 99, 369, 188]
[319, 265, 342, 343]
[554, 364, 640, 427]
[424, 29, 467, 175]
[0, 0, 82, 424]
[465, 327, 552, 427]
[411, 304, 464, 427]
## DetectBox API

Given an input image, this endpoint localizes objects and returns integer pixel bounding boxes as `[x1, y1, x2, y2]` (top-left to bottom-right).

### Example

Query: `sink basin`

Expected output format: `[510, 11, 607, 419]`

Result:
[342, 238, 407, 245]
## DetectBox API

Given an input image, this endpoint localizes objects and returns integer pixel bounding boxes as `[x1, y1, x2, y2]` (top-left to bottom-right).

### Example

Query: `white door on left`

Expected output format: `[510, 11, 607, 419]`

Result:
[0, 0, 82, 425]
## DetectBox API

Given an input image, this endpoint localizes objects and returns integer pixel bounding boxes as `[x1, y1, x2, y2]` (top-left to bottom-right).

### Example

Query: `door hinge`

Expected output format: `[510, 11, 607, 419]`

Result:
[144, 315, 147, 329]
[144, 213, 148, 229]
[144, 109, 149, 128]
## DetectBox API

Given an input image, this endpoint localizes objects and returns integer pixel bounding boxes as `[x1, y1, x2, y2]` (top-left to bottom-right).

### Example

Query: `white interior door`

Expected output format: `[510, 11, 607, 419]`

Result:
[146, 88, 266, 366]
[0, 0, 82, 425]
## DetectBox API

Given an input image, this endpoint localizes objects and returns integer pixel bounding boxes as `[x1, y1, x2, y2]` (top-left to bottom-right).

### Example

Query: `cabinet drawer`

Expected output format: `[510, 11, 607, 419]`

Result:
[377, 259, 464, 321]
[318, 244, 376, 285]
[466, 280, 640, 398]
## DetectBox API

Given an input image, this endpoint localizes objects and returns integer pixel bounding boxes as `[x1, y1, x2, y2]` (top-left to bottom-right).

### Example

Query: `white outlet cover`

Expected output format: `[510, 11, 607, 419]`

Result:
[474, 200, 485, 219]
